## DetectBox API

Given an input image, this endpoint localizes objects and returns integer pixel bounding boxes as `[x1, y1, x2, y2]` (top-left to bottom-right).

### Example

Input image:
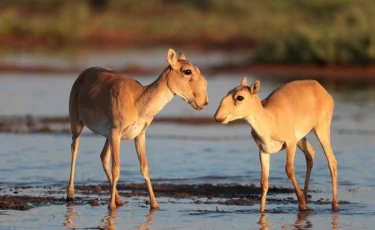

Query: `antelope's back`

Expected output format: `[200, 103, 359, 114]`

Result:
[263, 80, 334, 131]
[71, 67, 144, 128]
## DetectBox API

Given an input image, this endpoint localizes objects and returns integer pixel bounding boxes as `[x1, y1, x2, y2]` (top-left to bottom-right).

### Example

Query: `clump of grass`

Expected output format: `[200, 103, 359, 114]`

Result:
[253, 29, 375, 65]
[252, 0, 375, 65]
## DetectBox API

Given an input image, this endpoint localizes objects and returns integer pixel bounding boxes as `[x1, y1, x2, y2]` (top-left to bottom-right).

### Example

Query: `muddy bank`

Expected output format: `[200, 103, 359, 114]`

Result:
[0, 64, 154, 75]
[1, 183, 348, 211]
[0, 115, 239, 134]
[2, 63, 375, 83]
[1, 115, 374, 136]
[213, 64, 375, 83]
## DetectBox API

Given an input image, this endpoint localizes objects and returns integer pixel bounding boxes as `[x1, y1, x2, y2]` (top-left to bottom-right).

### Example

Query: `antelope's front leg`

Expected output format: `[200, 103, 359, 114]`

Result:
[108, 131, 121, 210]
[285, 142, 308, 211]
[297, 137, 316, 201]
[135, 131, 159, 209]
[259, 150, 270, 212]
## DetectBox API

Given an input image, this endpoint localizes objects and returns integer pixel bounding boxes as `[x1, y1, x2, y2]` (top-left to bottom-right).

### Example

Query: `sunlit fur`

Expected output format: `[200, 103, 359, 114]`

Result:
[215, 77, 338, 212]
[67, 49, 208, 210]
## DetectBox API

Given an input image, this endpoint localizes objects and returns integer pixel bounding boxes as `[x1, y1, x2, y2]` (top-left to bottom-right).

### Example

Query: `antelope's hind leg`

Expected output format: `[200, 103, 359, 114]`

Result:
[285, 142, 308, 211]
[100, 139, 123, 206]
[314, 122, 338, 211]
[297, 137, 316, 202]
[66, 120, 84, 201]
[135, 131, 159, 209]
[108, 131, 121, 210]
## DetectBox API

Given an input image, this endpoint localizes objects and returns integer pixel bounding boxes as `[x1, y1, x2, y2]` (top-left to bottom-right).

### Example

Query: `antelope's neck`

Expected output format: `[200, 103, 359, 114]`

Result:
[244, 99, 274, 140]
[137, 68, 174, 118]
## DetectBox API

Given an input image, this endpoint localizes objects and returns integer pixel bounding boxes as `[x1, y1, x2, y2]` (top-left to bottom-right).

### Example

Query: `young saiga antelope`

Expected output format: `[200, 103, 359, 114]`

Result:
[214, 77, 338, 212]
[67, 49, 208, 210]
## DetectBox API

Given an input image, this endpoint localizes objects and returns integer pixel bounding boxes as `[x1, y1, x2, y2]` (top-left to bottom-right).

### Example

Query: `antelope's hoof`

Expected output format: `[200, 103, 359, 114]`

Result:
[66, 196, 74, 202]
[108, 203, 117, 210]
[115, 198, 124, 207]
[151, 203, 160, 210]
[332, 203, 339, 212]
[298, 205, 311, 211]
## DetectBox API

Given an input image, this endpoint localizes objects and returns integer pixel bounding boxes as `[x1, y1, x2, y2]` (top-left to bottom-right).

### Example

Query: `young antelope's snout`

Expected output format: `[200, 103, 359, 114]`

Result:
[214, 77, 260, 124]
[214, 110, 228, 124]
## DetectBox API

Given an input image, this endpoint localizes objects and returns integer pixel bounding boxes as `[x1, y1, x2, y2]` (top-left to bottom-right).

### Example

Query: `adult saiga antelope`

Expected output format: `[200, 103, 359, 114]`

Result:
[214, 77, 338, 212]
[67, 49, 208, 210]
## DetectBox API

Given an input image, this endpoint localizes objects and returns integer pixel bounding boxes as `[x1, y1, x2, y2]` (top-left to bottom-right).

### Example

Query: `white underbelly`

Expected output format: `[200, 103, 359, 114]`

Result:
[256, 139, 284, 154]
[120, 120, 147, 140]
[83, 119, 148, 140]
[85, 120, 111, 137]
[295, 127, 313, 141]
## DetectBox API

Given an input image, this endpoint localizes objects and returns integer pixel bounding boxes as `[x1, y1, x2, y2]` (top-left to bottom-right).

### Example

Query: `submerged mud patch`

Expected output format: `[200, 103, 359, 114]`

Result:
[0, 195, 66, 211]
[0, 183, 348, 211]
[74, 183, 299, 199]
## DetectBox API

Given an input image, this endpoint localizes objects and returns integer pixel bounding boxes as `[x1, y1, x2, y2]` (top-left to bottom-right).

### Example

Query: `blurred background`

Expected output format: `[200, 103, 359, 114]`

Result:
[1, 0, 375, 64]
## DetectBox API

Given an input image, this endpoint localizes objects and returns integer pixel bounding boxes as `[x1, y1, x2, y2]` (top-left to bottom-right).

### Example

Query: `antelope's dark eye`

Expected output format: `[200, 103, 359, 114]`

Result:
[236, 95, 244, 101]
[183, 69, 192, 75]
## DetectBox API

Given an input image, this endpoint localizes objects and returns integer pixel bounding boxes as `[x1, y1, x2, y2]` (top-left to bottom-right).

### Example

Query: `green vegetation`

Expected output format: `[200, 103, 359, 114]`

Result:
[252, 0, 375, 65]
[1, 0, 375, 64]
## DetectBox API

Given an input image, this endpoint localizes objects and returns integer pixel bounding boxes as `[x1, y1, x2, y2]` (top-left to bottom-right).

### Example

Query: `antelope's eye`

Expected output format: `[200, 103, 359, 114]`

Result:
[236, 95, 244, 101]
[183, 69, 192, 75]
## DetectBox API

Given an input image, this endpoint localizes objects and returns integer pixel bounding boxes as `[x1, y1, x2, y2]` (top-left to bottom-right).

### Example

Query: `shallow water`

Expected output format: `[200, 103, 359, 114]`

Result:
[1, 121, 375, 228]
[1, 57, 375, 228]
[1, 199, 375, 229]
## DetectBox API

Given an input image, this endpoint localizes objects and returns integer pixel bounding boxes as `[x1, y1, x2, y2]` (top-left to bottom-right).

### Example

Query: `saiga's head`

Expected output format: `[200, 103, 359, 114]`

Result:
[166, 49, 208, 110]
[214, 77, 261, 124]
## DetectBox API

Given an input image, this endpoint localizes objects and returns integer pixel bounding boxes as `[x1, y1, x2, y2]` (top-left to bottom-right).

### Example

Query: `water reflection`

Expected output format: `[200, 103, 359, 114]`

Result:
[258, 213, 270, 230]
[331, 212, 338, 230]
[258, 211, 338, 230]
[137, 209, 156, 230]
[293, 212, 312, 229]
[64, 204, 80, 229]
[99, 209, 117, 230]
[64, 204, 118, 229]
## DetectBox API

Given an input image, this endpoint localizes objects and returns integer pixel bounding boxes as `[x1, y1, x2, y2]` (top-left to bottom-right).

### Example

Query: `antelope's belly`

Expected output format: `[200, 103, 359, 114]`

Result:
[85, 120, 111, 137]
[256, 139, 284, 154]
[120, 120, 148, 140]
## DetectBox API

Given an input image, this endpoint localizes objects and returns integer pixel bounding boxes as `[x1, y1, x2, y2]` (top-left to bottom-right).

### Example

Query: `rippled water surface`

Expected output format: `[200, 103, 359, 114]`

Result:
[1, 53, 375, 229]
[1, 202, 375, 230]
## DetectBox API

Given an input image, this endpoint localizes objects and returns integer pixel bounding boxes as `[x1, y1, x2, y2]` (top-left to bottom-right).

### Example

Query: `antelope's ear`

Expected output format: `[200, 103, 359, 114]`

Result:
[179, 52, 186, 60]
[250, 80, 261, 95]
[167, 48, 178, 69]
[240, 76, 247, 86]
